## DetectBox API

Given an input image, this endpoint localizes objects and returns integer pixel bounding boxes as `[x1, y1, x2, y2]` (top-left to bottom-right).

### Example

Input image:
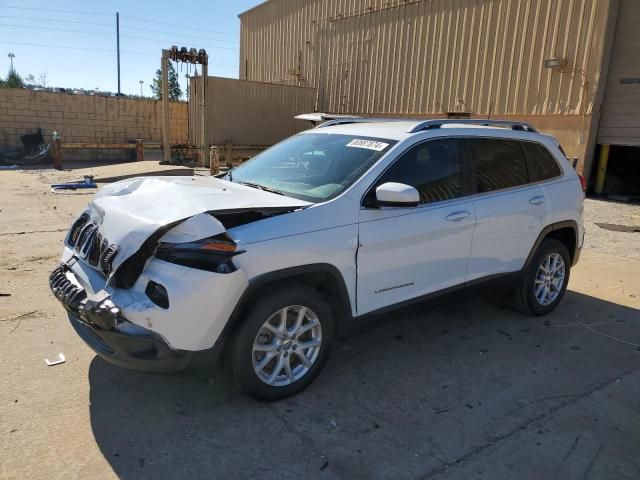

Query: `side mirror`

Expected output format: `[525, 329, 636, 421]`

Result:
[375, 182, 419, 207]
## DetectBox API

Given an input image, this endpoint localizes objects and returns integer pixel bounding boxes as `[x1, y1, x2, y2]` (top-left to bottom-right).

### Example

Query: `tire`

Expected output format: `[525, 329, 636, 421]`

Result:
[228, 284, 334, 401]
[512, 238, 571, 316]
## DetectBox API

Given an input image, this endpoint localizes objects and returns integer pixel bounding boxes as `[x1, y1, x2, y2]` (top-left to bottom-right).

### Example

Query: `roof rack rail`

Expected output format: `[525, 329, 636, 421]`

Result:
[316, 117, 400, 128]
[316, 118, 370, 128]
[407, 119, 538, 133]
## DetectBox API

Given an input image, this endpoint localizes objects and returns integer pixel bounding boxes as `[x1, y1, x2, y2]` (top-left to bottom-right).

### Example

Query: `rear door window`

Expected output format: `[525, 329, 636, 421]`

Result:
[521, 142, 562, 181]
[468, 138, 529, 193]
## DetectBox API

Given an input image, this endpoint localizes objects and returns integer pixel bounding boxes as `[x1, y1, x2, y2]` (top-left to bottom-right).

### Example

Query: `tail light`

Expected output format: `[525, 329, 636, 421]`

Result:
[578, 174, 587, 192]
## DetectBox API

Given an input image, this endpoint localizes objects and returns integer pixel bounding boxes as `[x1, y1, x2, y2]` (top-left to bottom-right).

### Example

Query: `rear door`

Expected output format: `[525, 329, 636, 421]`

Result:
[356, 138, 476, 314]
[466, 137, 554, 281]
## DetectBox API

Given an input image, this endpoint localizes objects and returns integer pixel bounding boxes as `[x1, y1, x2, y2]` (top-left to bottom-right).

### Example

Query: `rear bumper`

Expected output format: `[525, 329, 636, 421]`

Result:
[50, 265, 192, 372]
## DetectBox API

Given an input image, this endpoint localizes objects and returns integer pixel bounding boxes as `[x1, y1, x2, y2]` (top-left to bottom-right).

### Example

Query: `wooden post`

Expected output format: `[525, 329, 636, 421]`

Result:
[161, 52, 171, 162]
[209, 146, 219, 175]
[225, 142, 233, 168]
[200, 61, 208, 168]
[136, 138, 144, 162]
[52, 136, 62, 170]
[594, 144, 610, 195]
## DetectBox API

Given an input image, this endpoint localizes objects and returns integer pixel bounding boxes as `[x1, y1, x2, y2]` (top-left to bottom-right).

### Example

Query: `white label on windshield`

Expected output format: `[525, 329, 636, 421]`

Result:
[346, 139, 389, 151]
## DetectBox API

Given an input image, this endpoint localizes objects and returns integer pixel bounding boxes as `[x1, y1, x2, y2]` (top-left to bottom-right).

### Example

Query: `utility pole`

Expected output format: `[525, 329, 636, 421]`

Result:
[8, 52, 15, 70]
[116, 12, 121, 95]
[161, 51, 170, 162]
[139, 80, 144, 97]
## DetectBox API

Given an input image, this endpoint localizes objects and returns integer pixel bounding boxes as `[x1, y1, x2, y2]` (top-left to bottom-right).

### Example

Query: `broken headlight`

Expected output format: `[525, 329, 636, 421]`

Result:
[154, 233, 241, 274]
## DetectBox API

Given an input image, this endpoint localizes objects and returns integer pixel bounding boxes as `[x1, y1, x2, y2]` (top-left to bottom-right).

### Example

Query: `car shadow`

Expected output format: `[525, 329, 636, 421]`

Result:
[88, 290, 640, 479]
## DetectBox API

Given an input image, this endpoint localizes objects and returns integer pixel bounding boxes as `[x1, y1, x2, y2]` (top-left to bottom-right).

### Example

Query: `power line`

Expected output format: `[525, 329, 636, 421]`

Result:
[120, 24, 239, 45]
[121, 14, 237, 37]
[0, 5, 111, 16]
[0, 22, 238, 50]
[0, 15, 239, 45]
[0, 14, 111, 27]
[0, 41, 237, 68]
[0, 41, 114, 53]
[0, 22, 111, 36]
[120, 34, 237, 51]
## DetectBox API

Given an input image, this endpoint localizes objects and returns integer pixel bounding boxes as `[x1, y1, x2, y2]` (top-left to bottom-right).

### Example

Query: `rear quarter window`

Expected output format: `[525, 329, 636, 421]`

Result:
[521, 142, 562, 181]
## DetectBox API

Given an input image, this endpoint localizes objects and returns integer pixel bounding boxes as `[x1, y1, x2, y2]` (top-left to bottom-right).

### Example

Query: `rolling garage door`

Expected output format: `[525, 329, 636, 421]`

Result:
[597, 0, 640, 146]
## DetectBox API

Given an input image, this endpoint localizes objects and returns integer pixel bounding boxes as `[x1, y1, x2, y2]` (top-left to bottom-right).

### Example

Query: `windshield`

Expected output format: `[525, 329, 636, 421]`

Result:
[228, 133, 396, 202]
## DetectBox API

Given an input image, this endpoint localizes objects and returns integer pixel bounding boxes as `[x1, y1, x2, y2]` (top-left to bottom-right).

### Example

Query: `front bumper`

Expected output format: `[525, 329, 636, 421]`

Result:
[50, 265, 192, 372]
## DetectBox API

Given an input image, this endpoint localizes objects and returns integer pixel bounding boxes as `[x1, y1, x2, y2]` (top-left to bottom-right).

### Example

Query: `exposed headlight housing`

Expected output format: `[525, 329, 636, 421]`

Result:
[154, 233, 241, 274]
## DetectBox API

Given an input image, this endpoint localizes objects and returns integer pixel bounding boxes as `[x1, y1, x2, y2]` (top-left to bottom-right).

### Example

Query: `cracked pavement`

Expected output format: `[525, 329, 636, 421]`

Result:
[1, 163, 639, 479]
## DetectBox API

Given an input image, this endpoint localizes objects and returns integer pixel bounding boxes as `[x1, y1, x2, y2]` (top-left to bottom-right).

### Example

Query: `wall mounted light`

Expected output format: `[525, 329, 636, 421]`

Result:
[544, 58, 567, 69]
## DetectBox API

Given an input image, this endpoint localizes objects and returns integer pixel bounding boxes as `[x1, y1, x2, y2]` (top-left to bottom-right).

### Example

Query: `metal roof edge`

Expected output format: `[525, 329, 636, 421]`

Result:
[238, 0, 273, 18]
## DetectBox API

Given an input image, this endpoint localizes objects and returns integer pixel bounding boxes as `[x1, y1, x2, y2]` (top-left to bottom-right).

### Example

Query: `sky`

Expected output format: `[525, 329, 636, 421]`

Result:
[0, 0, 261, 97]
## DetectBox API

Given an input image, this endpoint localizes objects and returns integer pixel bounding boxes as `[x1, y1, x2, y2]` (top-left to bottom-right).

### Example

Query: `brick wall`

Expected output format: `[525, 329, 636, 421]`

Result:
[0, 89, 188, 160]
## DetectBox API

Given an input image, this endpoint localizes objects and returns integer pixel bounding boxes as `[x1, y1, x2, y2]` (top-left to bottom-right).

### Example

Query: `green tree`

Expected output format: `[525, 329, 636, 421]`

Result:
[150, 62, 182, 100]
[5, 67, 24, 88]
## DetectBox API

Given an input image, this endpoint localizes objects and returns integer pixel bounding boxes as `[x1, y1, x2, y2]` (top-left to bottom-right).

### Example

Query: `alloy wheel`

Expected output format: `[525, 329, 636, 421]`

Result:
[534, 253, 566, 306]
[252, 305, 322, 387]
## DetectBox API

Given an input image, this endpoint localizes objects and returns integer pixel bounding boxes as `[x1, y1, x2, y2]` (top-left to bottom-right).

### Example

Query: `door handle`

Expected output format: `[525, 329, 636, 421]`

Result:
[529, 195, 546, 206]
[445, 211, 471, 222]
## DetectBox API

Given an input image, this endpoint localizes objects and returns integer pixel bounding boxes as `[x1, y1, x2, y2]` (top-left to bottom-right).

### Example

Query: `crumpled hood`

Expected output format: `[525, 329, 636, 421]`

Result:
[79, 176, 310, 276]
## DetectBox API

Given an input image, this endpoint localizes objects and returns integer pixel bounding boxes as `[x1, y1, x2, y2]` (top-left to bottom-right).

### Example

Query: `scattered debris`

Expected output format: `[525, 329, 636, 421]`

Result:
[320, 461, 329, 471]
[434, 408, 450, 414]
[51, 175, 97, 193]
[44, 353, 66, 366]
[329, 419, 337, 428]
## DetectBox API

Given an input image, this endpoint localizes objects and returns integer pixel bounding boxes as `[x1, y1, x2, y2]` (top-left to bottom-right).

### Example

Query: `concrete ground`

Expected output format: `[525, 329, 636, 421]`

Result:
[0, 164, 639, 480]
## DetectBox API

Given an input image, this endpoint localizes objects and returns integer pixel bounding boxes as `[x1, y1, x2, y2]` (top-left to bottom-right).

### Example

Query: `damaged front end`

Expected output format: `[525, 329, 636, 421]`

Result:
[50, 264, 193, 372]
[50, 176, 310, 371]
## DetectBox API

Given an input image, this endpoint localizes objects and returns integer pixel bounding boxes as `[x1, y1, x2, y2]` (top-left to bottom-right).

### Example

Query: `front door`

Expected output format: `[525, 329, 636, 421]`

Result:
[356, 138, 476, 314]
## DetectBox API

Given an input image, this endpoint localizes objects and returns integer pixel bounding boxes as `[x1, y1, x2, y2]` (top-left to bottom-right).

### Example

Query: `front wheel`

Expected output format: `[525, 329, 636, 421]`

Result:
[512, 238, 571, 316]
[228, 284, 334, 401]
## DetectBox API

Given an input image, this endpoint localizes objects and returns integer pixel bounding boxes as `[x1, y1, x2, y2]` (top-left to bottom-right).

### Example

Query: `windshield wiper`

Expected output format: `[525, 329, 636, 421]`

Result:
[237, 181, 286, 196]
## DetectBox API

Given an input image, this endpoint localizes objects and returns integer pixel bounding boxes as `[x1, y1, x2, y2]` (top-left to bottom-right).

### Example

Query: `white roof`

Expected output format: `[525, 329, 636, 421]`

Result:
[301, 121, 420, 141]
[300, 119, 548, 142]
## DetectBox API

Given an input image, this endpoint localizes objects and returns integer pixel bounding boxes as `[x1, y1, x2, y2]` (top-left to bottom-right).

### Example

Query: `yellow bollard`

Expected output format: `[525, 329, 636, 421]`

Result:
[594, 144, 610, 195]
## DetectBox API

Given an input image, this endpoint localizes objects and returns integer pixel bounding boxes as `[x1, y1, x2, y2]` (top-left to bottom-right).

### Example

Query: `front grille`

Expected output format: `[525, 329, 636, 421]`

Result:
[88, 231, 102, 266]
[67, 214, 118, 276]
[75, 222, 97, 255]
[67, 213, 90, 247]
[100, 245, 118, 275]
[49, 266, 87, 311]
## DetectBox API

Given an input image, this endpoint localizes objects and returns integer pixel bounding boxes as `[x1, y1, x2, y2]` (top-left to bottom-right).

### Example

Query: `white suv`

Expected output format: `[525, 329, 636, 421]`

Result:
[50, 119, 585, 400]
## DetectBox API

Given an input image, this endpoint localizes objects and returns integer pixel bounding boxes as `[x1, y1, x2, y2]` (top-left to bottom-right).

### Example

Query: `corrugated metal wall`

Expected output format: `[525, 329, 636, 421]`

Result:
[189, 76, 316, 146]
[597, 0, 640, 146]
[240, 0, 610, 117]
